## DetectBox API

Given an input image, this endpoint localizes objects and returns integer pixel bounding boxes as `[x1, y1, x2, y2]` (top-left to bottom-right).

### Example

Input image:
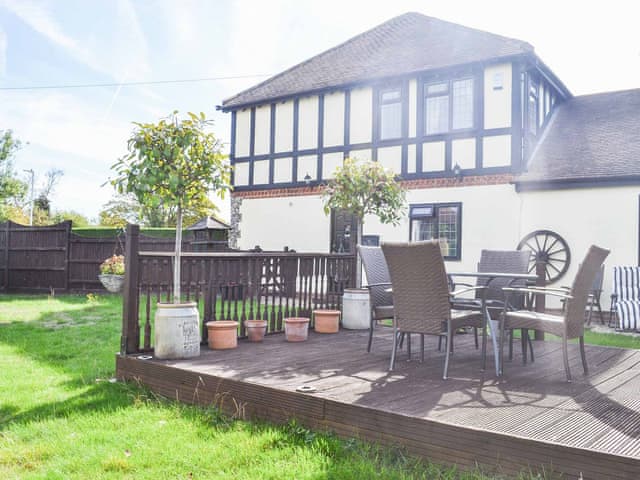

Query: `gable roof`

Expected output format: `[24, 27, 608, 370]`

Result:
[186, 216, 230, 231]
[222, 12, 534, 110]
[516, 89, 640, 190]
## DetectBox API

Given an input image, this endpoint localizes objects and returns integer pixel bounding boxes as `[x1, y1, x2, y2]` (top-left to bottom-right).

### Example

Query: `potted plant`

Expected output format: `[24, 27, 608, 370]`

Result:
[98, 254, 125, 293]
[322, 158, 406, 286]
[111, 111, 232, 359]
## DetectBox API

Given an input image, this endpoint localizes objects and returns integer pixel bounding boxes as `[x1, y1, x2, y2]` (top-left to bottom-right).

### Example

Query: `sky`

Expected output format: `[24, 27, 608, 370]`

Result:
[0, 0, 638, 223]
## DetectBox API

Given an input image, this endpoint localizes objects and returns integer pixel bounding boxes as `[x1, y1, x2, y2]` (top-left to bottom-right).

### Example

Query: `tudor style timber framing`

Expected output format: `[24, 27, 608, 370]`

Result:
[223, 54, 567, 194]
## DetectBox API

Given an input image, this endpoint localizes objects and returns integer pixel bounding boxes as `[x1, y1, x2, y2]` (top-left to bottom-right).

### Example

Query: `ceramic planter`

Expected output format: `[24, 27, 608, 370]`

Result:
[206, 320, 239, 350]
[313, 309, 340, 333]
[154, 302, 200, 359]
[244, 319, 267, 342]
[284, 317, 310, 342]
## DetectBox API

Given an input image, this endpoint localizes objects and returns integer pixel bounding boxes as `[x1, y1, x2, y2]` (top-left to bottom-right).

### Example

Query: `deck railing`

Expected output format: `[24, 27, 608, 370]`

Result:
[120, 224, 356, 354]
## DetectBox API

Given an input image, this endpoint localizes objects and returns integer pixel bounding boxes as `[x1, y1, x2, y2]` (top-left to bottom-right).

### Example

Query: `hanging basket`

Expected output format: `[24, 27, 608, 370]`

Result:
[98, 274, 125, 293]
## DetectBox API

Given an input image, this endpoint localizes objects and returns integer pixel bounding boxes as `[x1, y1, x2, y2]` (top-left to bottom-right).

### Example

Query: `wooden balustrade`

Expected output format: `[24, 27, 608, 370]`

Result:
[121, 225, 356, 354]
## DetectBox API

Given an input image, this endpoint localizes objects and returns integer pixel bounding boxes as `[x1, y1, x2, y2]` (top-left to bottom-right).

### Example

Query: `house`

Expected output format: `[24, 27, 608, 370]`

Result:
[221, 12, 640, 302]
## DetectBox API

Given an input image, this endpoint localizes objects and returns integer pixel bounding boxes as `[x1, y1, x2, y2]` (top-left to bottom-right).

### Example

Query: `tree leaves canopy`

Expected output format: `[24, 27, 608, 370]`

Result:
[0, 130, 28, 221]
[110, 112, 232, 212]
[322, 158, 406, 225]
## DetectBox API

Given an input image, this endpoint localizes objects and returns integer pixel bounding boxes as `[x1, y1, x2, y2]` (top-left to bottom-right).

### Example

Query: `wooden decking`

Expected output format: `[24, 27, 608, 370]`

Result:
[116, 329, 640, 479]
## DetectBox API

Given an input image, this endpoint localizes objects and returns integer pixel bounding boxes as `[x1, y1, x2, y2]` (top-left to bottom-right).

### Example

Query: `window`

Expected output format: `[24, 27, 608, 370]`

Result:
[379, 88, 402, 140]
[528, 78, 538, 135]
[424, 78, 474, 135]
[409, 203, 462, 260]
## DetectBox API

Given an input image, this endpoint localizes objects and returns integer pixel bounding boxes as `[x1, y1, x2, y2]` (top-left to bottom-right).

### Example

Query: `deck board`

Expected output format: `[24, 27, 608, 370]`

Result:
[117, 329, 640, 479]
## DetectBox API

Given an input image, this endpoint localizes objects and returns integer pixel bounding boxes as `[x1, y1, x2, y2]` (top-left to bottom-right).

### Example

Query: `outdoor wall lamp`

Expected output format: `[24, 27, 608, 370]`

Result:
[303, 173, 312, 185]
[452, 163, 463, 182]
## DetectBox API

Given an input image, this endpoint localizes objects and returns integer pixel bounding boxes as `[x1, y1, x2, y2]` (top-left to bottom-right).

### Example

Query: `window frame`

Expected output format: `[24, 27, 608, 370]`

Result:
[408, 202, 462, 260]
[378, 86, 403, 141]
[423, 77, 475, 136]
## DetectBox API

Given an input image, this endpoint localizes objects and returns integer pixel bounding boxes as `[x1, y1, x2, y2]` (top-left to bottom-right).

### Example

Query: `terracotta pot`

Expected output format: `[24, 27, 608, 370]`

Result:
[284, 317, 310, 342]
[244, 319, 267, 342]
[206, 321, 239, 350]
[313, 309, 340, 333]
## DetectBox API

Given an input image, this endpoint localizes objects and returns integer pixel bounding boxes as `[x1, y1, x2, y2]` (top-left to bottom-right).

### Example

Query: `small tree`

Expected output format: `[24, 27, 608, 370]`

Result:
[111, 111, 232, 302]
[322, 158, 406, 284]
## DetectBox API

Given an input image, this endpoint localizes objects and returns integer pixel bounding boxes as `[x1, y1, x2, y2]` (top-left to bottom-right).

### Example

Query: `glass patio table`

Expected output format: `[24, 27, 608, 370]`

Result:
[448, 272, 538, 376]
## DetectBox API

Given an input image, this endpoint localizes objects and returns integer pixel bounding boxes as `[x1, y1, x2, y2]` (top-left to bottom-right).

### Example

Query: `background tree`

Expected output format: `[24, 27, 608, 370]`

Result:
[0, 130, 28, 222]
[111, 111, 232, 302]
[51, 210, 91, 227]
[322, 158, 407, 285]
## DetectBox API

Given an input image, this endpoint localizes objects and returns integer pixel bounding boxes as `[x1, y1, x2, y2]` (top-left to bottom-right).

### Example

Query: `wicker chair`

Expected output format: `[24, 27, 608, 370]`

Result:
[450, 249, 533, 358]
[499, 245, 610, 382]
[357, 245, 394, 352]
[381, 241, 485, 379]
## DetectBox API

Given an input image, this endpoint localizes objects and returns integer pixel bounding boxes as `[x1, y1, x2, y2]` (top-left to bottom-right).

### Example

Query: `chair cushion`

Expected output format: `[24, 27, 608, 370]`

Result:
[504, 310, 566, 337]
[373, 305, 394, 320]
[615, 300, 640, 330]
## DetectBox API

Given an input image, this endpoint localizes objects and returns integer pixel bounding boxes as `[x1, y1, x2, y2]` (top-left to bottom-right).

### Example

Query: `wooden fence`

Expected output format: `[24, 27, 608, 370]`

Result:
[121, 225, 356, 354]
[0, 220, 199, 292]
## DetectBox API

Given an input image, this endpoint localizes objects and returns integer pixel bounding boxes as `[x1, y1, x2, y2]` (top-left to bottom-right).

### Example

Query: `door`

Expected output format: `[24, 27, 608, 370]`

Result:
[330, 209, 357, 253]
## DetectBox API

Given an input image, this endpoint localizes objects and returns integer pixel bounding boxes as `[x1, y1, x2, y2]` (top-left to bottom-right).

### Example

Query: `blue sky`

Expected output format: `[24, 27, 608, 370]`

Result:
[1, 0, 638, 222]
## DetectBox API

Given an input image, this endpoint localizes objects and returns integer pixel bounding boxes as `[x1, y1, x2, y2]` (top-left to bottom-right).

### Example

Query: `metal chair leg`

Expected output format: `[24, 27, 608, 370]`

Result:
[579, 336, 589, 375]
[367, 315, 374, 353]
[420, 334, 425, 363]
[562, 334, 572, 382]
[443, 322, 453, 380]
[527, 334, 534, 362]
[521, 329, 528, 364]
[481, 322, 487, 372]
[474, 327, 479, 349]
[389, 327, 399, 371]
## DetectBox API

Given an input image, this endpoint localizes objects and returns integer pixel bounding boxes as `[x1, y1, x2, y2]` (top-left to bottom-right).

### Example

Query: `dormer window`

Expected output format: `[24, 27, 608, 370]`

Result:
[424, 78, 474, 135]
[379, 88, 402, 140]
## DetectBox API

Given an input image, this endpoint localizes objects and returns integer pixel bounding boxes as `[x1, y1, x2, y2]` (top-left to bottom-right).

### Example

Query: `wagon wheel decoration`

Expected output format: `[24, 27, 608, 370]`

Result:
[517, 230, 571, 285]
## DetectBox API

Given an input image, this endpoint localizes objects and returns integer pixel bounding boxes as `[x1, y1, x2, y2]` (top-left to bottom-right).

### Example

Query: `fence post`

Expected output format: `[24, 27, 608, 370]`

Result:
[121, 224, 140, 355]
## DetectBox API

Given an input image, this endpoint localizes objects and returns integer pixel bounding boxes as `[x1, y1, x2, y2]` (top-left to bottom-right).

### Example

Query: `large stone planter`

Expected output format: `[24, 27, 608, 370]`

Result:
[342, 288, 371, 329]
[154, 302, 200, 359]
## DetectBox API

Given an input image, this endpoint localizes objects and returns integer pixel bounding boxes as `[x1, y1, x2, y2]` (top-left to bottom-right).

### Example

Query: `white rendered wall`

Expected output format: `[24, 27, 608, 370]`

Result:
[273, 157, 292, 183]
[235, 109, 251, 157]
[452, 138, 476, 170]
[237, 195, 330, 252]
[323, 152, 343, 179]
[253, 159, 269, 184]
[253, 105, 271, 155]
[519, 186, 640, 304]
[363, 184, 521, 274]
[484, 63, 512, 129]
[482, 135, 511, 167]
[349, 87, 372, 144]
[274, 101, 294, 153]
[298, 96, 319, 150]
[407, 144, 417, 173]
[234, 162, 249, 186]
[423, 142, 445, 172]
[409, 79, 417, 137]
[297, 155, 317, 182]
[323, 92, 345, 147]
[377, 146, 402, 174]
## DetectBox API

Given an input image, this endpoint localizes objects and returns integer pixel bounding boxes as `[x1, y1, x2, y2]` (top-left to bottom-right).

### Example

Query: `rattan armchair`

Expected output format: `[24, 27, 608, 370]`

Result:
[499, 245, 609, 382]
[357, 245, 395, 352]
[381, 241, 485, 379]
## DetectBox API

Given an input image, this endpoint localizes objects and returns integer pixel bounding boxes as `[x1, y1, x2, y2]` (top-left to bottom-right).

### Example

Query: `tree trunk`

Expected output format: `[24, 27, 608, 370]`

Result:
[355, 219, 363, 287]
[173, 204, 182, 303]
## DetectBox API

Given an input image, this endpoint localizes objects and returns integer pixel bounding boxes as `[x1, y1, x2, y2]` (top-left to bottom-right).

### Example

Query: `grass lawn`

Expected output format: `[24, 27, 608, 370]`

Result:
[2, 295, 633, 479]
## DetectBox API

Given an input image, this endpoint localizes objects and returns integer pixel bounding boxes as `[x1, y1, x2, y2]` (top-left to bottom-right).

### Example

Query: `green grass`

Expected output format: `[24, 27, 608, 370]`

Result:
[0, 294, 599, 479]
